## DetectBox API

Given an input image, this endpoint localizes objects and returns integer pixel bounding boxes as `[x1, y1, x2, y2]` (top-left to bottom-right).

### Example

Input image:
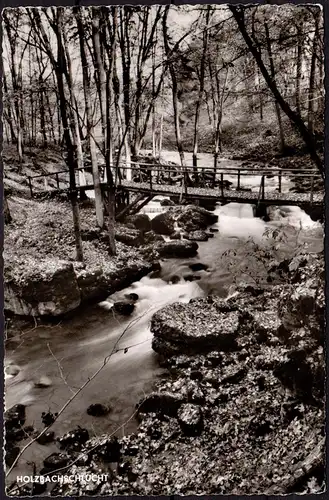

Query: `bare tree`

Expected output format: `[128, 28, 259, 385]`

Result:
[75, 6, 104, 229]
[230, 5, 324, 177]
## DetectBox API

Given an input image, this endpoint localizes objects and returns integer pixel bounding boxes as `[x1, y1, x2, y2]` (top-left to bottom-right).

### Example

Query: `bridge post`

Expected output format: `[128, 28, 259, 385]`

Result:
[278, 172, 282, 193]
[261, 175, 265, 200]
[254, 202, 269, 221]
[310, 175, 314, 205]
[56, 173, 60, 189]
[237, 170, 240, 191]
[220, 173, 224, 197]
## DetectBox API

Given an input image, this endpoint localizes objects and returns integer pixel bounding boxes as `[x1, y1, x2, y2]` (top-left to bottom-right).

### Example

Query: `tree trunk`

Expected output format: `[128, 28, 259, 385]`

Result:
[230, 6, 323, 177]
[3, 71, 17, 144]
[92, 7, 107, 154]
[104, 6, 118, 255]
[119, 8, 132, 178]
[308, 11, 319, 135]
[193, 6, 211, 175]
[62, 27, 84, 172]
[264, 20, 285, 153]
[295, 21, 303, 115]
[31, 8, 84, 261]
[75, 6, 104, 229]
[4, 15, 23, 165]
[163, 7, 187, 200]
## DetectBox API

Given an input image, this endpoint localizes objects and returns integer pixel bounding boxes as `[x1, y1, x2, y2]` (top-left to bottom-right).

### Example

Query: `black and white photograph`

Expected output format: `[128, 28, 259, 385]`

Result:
[3, 3, 325, 496]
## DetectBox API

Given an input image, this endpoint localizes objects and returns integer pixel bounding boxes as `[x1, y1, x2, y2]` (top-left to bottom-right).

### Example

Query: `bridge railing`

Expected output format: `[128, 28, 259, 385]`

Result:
[27, 161, 322, 205]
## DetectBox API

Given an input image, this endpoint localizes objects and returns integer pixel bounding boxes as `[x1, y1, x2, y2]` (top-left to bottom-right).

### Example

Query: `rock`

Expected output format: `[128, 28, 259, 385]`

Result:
[37, 431, 55, 445]
[169, 275, 181, 284]
[44, 452, 70, 470]
[5, 404, 26, 431]
[81, 228, 102, 241]
[115, 227, 144, 247]
[5, 444, 20, 467]
[87, 404, 111, 416]
[34, 376, 52, 388]
[124, 293, 139, 302]
[144, 230, 165, 244]
[176, 205, 218, 232]
[206, 232, 214, 238]
[126, 214, 151, 233]
[278, 280, 324, 338]
[156, 240, 198, 258]
[189, 263, 209, 272]
[170, 232, 181, 240]
[206, 351, 223, 367]
[160, 199, 175, 207]
[183, 275, 201, 282]
[76, 261, 155, 305]
[5, 364, 20, 377]
[273, 350, 316, 402]
[138, 392, 184, 417]
[151, 211, 175, 235]
[209, 228, 219, 233]
[58, 427, 89, 450]
[6, 427, 25, 442]
[113, 301, 135, 316]
[221, 367, 247, 385]
[186, 230, 209, 242]
[41, 411, 57, 427]
[151, 299, 240, 357]
[95, 437, 121, 462]
[177, 403, 203, 436]
[4, 261, 81, 316]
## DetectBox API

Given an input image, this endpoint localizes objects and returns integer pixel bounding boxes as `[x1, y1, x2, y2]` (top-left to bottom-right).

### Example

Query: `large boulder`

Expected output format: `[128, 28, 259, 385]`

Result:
[4, 261, 81, 316]
[113, 301, 135, 316]
[5, 404, 26, 431]
[86, 404, 111, 416]
[151, 298, 241, 356]
[44, 452, 70, 470]
[76, 261, 155, 305]
[160, 199, 175, 207]
[115, 227, 144, 247]
[156, 240, 198, 258]
[138, 392, 184, 417]
[144, 230, 165, 244]
[151, 211, 175, 235]
[126, 214, 151, 233]
[176, 205, 218, 232]
[58, 427, 89, 450]
[186, 230, 209, 242]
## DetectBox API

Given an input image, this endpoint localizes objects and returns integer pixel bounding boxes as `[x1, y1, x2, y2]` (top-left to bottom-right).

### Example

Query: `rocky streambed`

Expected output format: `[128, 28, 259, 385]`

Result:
[6, 250, 325, 496]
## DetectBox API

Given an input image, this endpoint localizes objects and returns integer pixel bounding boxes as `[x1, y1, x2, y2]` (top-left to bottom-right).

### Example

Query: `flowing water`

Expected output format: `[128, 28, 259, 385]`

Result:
[5, 154, 323, 481]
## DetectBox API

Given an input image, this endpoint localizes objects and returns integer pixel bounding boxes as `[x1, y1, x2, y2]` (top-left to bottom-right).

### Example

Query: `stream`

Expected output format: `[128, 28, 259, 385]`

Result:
[5, 154, 323, 482]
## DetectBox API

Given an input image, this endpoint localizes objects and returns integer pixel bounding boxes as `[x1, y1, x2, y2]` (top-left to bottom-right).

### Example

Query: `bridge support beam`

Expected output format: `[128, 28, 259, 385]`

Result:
[253, 203, 269, 221]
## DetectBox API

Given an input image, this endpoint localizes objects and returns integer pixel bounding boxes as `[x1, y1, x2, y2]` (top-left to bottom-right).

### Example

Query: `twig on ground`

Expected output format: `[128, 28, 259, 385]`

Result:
[5, 310, 152, 476]
[47, 343, 75, 395]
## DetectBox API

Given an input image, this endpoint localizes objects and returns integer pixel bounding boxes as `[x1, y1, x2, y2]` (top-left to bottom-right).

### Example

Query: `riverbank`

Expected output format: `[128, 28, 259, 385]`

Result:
[7, 249, 324, 496]
[4, 196, 160, 317]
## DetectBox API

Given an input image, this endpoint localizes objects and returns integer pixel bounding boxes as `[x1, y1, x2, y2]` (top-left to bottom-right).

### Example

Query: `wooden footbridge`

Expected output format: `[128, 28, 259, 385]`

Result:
[27, 161, 323, 219]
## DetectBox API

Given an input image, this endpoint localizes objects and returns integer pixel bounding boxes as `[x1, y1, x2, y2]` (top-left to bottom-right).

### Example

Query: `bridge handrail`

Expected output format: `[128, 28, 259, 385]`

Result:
[29, 163, 322, 179]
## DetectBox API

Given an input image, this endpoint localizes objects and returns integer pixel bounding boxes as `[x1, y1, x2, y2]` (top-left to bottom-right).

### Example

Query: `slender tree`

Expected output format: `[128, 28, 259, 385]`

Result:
[75, 6, 104, 228]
